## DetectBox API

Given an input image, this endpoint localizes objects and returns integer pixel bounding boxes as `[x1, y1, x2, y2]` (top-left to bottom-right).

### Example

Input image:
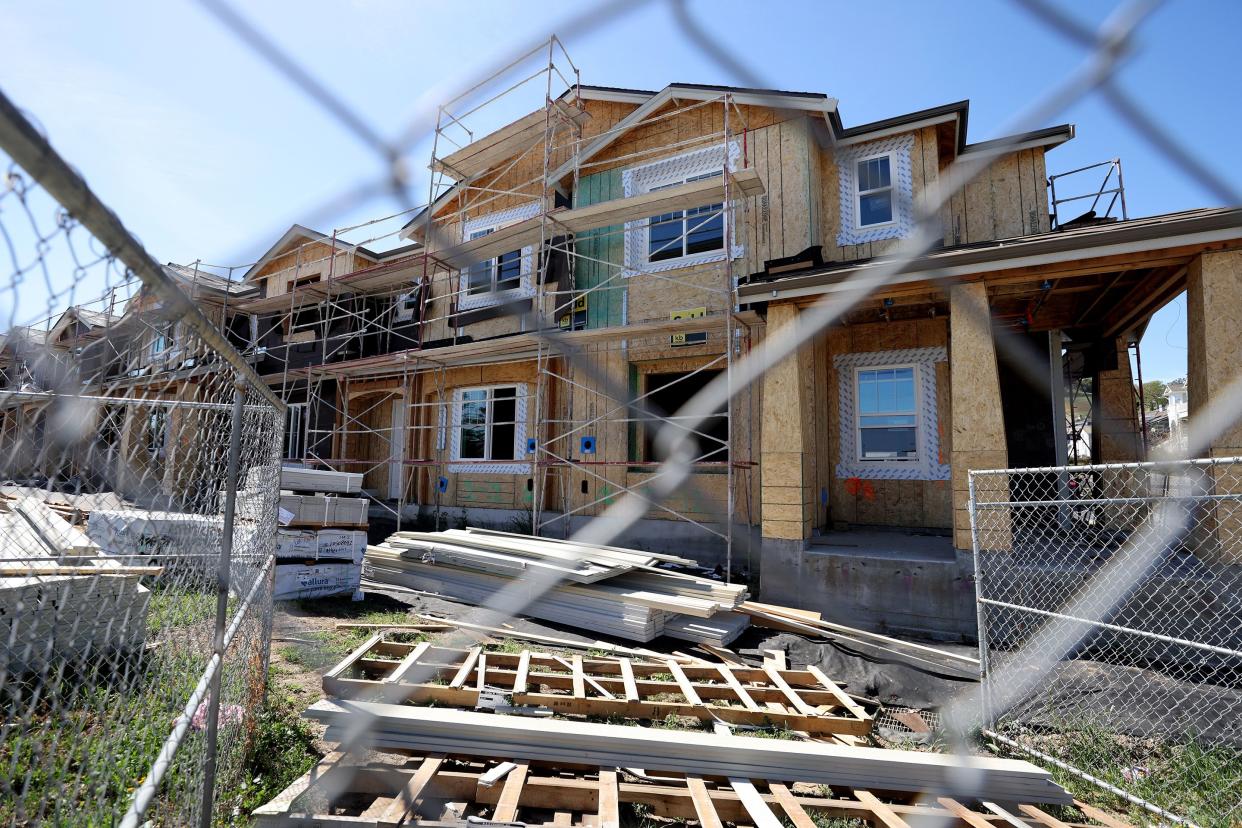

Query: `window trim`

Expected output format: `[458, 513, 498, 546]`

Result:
[447, 383, 530, 473]
[622, 141, 744, 277]
[835, 133, 915, 246]
[834, 346, 949, 481]
[457, 202, 540, 312]
[852, 150, 898, 232]
[853, 363, 920, 465]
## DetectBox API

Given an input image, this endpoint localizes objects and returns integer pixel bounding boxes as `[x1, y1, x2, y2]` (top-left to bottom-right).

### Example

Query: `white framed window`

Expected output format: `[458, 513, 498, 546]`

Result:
[394, 290, 420, 322]
[835, 347, 949, 481]
[854, 365, 919, 462]
[854, 153, 896, 230]
[146, 408, 168, 460]
[284, 402, 307, 461]
[448, 384, 530, 473]
[835, 134, 915, 246]
[458, 203, 540, 312]
[622, 141, 744, 276]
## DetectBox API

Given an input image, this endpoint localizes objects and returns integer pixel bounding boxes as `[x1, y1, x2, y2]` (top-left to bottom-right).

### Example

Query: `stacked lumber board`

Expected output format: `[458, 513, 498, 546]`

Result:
[362, 529, 749, 644]
[0, 500, 150, 671]
[279, 466, 363, 495]
[305, 700, 1072, 804]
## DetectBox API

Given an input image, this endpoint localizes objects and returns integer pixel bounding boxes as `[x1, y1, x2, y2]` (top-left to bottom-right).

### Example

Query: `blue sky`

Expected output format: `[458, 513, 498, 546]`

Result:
[4, 0, 1239, 381]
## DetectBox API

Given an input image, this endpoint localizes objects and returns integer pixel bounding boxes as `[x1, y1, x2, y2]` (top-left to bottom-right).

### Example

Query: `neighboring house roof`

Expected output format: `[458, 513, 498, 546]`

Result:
[241, 224, 381, 282]
[739, 206, 1242, 304]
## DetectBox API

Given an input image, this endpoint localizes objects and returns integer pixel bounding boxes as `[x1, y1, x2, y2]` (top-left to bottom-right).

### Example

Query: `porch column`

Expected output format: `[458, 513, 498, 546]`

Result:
[1093, 337, 1142, 463]
[1186, 250, 1242, 563]
[950, 283, 1008, 551]
[760, 302, 814, 541]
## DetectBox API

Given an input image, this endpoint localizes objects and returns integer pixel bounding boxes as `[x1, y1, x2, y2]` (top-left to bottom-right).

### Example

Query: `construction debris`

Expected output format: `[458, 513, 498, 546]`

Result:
[361, 529, 749, 644]
[304, 699, 1069, 803]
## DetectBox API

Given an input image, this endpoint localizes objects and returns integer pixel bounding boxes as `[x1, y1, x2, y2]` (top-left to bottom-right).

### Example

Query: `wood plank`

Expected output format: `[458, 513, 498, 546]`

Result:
[763, 649, 787, 670]
[476, 652, 487, 692]
[378, 753, 445, 826]
[513, 650, 531, 694]
[493, 760, 530, 822]
[619, 658, 639, 702]
[449, 646, 481, 689]
[807, 665, 872, 721]
[1019, 804, 1073, 828]
[572, 655, 586, 699]
[1072, 800, 1133, 828]
[855, 789, 912, 828]
[716, 665, 763, 712]
[384, 640, 431, 685]
[553, 812, 573, 826]
[936, 797, 1000, 828]
[666, 660, 703, 706]
[0, 565, 161, 577]
[763, 665, 819, 716]
[598, 769, 619, 828]
[728, 778, 783, 828]
[685, 776, 724, 828]
[768, 782, 816, 828]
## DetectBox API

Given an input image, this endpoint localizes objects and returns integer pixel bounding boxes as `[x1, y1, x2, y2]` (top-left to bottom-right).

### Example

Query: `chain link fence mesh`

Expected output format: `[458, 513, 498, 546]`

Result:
[0, 117, 283, 825]
[2, 0, 1242, 824]
[971, 458, 1242, 826]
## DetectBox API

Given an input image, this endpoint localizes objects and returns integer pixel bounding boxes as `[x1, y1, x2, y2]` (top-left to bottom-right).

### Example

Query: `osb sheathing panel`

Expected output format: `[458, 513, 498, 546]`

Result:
[943, 147, 1050, 245]
[760, 303, 814, 539]
[1188, 250, 1242, 454]
[823, 316, 952, 530]
[257, 244, 363, 299]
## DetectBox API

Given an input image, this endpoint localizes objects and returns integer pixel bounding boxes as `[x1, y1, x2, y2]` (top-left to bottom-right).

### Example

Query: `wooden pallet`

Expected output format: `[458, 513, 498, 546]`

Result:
[323, 634, 873, 739]
[253, 752, 1133, 828]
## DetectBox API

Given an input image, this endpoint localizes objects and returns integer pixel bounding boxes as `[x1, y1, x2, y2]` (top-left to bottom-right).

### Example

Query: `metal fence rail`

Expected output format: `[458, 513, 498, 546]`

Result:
[0, 93, 282, 826]
[971, 457, 1242, 827]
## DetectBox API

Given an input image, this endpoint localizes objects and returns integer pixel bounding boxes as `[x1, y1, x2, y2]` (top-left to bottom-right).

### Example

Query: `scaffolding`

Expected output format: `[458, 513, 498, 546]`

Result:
[206, 38, 760, 574]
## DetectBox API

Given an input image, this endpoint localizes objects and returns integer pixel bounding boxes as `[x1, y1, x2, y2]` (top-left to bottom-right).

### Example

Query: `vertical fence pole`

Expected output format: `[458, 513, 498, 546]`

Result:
[199, 378, 247, 827]
[968, 471, 994, 729]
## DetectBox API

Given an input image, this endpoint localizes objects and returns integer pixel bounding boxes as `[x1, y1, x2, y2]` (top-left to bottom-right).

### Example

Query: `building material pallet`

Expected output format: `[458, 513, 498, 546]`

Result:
[322, 636, 873, 738]
[254, 752, 1129, 828]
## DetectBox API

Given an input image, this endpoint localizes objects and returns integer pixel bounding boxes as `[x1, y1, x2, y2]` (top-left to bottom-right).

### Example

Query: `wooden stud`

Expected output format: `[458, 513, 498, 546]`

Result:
[1072, 799, 1135, 828]
[619, 658, 639, 702]
[378, 753, 445, 826]
[553, 812, 574, 826]
[1019, 804, 1073, 828]
[763, 666, 819, 717]
[768, 782, 816, 828]
[807, 665, 872, 721]
[476, 652, 488, 692]
[728, 778, 782, 828]
[572, 655, 587, 699]
[763, 649, 787, 670]
[716, 664, 763, 712]
[686, 776, 724, 828]
[494, 760, 530, 822]
[449, 647, 481, 689]
[855, 790, 911, 828]
[598, 769, 619, 828]
[514, 650, 531, 694]
[384, 641, 431, 685]
[666, 660, 703, 707]
[936, 797, 999, 828]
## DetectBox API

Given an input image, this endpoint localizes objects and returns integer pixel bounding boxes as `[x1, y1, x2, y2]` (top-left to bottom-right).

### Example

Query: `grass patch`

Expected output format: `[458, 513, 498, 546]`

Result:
[992, 722, 1242, 826]
[225, 675, 320, 819]
[147, 587, 218, 635]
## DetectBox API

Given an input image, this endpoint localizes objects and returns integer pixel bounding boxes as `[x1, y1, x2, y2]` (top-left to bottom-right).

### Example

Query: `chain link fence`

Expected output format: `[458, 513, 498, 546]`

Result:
[0, 96, 283, 825]
[971, 458, 1242, 827]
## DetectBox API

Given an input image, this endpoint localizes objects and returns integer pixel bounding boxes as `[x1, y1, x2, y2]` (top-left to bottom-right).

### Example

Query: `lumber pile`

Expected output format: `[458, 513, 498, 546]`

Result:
[362, 528, 749, 644]
[279, 466, 363, 495]
[304, 700, 1070, 804]
[0, 499, 150, 671]
[255, 753, 1123, 828]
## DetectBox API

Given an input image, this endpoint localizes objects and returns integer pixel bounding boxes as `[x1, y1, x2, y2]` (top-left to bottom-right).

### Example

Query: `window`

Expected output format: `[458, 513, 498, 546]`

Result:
[285, 403, 307, 461]
[640, 370, 728, 463]
[394, 290, 419, 322]
[454, 386, 518, 462]
[465, 229, 523, 296]
[855, 154, 894, 228]
[151, 324, 173, 356]
[855, 366, 918, 461]
[147, 408, 168, 460]
[646, 171, 724, 263]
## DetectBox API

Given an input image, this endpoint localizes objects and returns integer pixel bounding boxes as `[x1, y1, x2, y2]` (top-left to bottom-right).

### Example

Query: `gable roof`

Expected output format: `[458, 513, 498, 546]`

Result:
[241, 224, 380, 282]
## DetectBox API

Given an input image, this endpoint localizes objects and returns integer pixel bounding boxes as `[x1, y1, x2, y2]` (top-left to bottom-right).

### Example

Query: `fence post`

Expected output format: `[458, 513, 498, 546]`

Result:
[968, 470, 993, 730]
[199, 377, 248, 827]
